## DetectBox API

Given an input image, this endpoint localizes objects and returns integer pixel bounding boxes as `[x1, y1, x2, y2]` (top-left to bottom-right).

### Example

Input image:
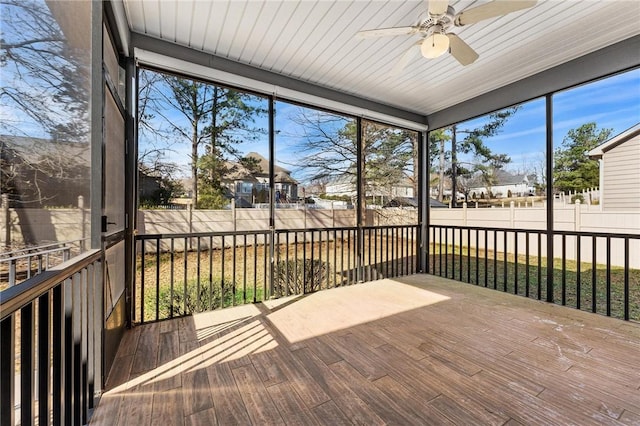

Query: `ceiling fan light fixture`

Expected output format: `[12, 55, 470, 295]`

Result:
[421, 32, 449, 58]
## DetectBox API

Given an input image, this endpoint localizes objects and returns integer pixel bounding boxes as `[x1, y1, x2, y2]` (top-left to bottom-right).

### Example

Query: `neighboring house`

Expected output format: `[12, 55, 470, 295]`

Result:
[138, 169, 162, 200]
[588, 123, 640, 211]
[466, 170, 536, 199]
[383, 197, 447, 208]
[325, 173, 356, 198]
[0, 135, 90, 207]
[223, 152, 298, 206]
[325, 171, 415, 200]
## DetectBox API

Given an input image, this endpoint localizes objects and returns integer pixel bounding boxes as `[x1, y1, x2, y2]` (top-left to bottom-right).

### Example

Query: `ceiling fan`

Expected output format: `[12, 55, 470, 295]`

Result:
[356, 0, 537, 73]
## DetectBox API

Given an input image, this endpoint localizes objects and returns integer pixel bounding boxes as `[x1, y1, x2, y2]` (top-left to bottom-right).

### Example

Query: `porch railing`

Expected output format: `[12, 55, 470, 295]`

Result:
[134, 224, 419, 324]
[429, 225, 640, 321]
[0, 249, 102, 426]
[0, 239, 89, 289]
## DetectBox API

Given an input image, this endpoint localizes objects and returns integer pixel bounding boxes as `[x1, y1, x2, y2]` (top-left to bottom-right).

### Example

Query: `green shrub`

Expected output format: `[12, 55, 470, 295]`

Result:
[273, 259, 328, 297]
[158, 279, 234, 317]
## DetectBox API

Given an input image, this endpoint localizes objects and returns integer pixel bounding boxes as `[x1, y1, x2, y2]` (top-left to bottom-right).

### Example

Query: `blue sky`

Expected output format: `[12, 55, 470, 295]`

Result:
[458, 68, 640, 176]
[138, 67, 640, 183]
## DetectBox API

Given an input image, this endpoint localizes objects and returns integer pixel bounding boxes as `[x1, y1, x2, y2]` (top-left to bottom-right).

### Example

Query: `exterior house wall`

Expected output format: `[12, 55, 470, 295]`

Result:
[328, 181, 414, 198]
[468, 182, 534, 198]
[601, 134, 640, 210]
[326, 180, 356, 197]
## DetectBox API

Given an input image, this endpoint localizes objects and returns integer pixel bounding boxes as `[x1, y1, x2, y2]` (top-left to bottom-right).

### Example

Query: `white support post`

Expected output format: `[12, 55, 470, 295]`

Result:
[510, 201, 515, 228]
[462, 202, 467, 226]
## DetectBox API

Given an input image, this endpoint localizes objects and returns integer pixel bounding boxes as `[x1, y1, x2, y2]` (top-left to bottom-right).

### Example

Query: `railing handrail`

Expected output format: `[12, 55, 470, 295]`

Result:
[275, 226, 357, 233]
[0, 249, 101, 320]
[135, 224, 419, 242]
[362, 224, 420, 230]
[429, 224, 640, 240]
[1, 246, 74, 263]
[0, 238, 89, 261]
[136, 230, 272, 240]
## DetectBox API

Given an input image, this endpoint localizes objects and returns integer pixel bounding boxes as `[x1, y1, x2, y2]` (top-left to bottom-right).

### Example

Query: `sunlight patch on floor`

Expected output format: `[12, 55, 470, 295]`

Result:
[266, 279, 450, 343]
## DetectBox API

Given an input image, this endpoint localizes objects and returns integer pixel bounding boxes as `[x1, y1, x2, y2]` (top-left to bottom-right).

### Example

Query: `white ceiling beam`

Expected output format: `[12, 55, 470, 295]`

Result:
[428, 35, 640, 130]
[131, 32, 428, 131]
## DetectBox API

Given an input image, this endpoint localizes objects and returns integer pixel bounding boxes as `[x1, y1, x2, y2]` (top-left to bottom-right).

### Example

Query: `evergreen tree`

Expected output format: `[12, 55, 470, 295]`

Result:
[429, 107, 517, 204]
[553, 122, 612, 193]
[138, 71, 266, 207]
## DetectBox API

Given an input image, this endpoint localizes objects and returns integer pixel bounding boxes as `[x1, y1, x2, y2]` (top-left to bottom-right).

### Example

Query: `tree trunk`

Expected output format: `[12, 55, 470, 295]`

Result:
[191, 89, 199, 206]
[438, 139, 445, 202]
[412, 134, 419, 197]
[451, 125, 457, 208]
[191, 127, 198, 206]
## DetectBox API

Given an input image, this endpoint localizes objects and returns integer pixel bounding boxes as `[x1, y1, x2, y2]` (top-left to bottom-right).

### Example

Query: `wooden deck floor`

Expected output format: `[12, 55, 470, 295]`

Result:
[91, 274, 640, 425]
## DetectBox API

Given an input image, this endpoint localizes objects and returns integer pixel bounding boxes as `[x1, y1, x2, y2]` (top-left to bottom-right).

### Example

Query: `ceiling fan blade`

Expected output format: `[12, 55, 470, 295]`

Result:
[455, 0, 537, 26]
[390, 41, 421, 76]
[428, 0, 449, 16]
[447, 33, 479, 66]
[356, 26, 418, 39]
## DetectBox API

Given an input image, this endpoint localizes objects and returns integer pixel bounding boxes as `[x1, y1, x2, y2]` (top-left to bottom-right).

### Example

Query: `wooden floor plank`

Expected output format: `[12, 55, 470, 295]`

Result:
[310, 400, 352, 425]
[427, 394, 501, 426]
[130, 322, 160, 375]
[375, 343, 509, 425]
[249, 349, 288, 387]
[185, 407, 217, 426]
[329, 360, 425, 424]
[88, 393, 122, 426]
[205, 362, 252, 425]
[564, 365, 640, 411]
[181, 368, 214, 418]
[619, 409, 640, 425]
[304, 337, 343, 365]
[154, 331, 182, 392]
[115, 385, 154, 426]
[422, 342, 483, 377]
[372, 344, 445, 403]
[418, 335, 546, 396]
[91, 274, 640, 426]
[292, 347, 386, 425]
[266, 381, 323, 426]
[465, 365, 612, 426]
[371, 375, 457, 425]
[368, 323, 428, 361]
[537, 386, 625, 424]
[115, 326, 141, 358]
[319, 333, 388, 380]
[104, 354, 133, 391]
[263, 345, 331, 409]
[151, 389, 184, 426]
[232, 364, 285, 425]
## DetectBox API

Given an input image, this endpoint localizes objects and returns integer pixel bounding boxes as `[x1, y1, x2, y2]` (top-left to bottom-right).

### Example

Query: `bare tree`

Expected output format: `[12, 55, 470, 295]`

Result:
[1, 0, 90, 140]
[0, 0, 91, 209]
[287, 108, 417, 217]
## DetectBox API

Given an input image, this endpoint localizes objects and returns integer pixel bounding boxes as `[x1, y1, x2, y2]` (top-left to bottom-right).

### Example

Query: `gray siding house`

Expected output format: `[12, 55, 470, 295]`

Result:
[588, 123, 640, 211]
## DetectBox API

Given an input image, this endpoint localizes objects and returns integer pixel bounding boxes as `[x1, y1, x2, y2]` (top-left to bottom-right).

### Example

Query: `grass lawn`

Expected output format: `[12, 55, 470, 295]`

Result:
[134, 237, 639, 323]
[429, 244, 640, 321]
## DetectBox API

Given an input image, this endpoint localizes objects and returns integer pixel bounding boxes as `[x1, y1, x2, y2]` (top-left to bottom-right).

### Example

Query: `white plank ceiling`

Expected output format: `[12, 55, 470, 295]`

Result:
[122, 0, 640, 116]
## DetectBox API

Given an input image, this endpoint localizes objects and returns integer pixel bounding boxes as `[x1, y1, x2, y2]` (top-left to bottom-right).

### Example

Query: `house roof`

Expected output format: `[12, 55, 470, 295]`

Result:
[245, 152, 291, 175]
[467, 170, 534, 188]
[588, 123, 640, 159]
[224, 152, 298, 184]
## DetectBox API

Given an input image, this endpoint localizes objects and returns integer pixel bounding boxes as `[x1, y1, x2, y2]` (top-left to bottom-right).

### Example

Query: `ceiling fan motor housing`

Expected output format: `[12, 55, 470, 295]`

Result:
[421, 5, 456, 35]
